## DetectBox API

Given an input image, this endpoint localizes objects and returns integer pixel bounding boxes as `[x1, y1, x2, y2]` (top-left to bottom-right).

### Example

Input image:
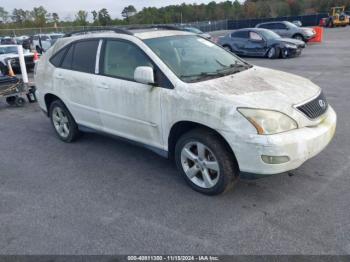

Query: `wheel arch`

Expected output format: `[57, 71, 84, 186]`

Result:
[292, 33, 304, 40]
[167, 121, 238, 166]
[44, 93, 64, 116]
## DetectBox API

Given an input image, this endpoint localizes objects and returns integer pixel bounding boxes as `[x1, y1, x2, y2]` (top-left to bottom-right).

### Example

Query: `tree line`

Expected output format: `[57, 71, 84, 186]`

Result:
[1, 0, 350, 29]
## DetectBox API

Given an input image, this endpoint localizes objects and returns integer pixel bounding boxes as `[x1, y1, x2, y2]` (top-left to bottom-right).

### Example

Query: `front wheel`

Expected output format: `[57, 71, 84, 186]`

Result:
[281, 48, 289, 58]
[267, 47, 279, 59]
[49, 100, 80, 142]
[293, 34, 304, 42]
[175, 129, 239, 195]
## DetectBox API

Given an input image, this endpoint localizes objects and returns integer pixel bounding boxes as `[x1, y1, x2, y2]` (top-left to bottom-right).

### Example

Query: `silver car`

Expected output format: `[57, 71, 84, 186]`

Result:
[256, 21, 315, 42]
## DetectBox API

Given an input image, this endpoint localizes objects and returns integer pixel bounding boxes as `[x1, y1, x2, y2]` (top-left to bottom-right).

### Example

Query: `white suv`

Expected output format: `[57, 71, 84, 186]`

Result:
[35, 27, 336, 195]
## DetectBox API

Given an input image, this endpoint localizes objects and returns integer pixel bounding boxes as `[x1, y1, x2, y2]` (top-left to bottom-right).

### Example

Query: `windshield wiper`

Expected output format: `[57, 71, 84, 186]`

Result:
[180, 71, 225, 82]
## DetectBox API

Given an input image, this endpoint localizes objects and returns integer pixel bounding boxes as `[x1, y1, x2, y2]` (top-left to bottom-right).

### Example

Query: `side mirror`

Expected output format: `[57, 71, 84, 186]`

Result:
[134, 66, 155, 85]
[36, 45, 44, 54]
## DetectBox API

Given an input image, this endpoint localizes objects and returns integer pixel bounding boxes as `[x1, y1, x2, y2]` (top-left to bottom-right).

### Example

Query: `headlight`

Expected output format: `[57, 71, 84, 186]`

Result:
[285, 43, 297, 49]
[237, 108, 298, 135]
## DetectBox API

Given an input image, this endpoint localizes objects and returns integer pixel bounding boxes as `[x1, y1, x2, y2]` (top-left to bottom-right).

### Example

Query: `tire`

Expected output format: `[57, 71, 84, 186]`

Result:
[14, 97, 25, 107]
[6, 96, 16, 106]
[293, 34, 305, 42]
[281, 48, 289, 58]
[49, 100, 80, 143]
[267, 46, 279, 59]
[174, 128, 239, 195]
[223, 45, 232, 52]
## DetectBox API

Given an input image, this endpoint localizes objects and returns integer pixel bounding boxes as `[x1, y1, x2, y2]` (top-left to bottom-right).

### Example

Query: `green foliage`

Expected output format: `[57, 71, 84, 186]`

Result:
[75, 10, 88, 26]
[98, 8, 111, 26]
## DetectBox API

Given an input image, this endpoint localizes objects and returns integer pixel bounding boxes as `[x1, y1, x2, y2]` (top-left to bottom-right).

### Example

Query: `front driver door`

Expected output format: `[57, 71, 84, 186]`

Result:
[246, 31, 266, 56]
[94, 39, 163, 149]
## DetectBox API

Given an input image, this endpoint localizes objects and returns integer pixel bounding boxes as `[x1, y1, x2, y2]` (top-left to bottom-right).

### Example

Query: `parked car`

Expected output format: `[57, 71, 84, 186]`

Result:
[292, 20, 302, 27]
[15, 35, 31, 50]
[1, 37, 17, 45]
[0, 45, 35, 74]
[256, 21, 316, 42]
[182, 27, 212, 39]
[218, 28, 305, 59]
[35, 27, 336, 195]
[32, 34, 55, 52]
[48, 33, 64, 45]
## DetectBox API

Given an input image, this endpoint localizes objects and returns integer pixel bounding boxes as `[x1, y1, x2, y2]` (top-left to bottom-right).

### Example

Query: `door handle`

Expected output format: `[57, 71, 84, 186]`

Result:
[55, 74, 63, 79]
[97, 83, 109, 89]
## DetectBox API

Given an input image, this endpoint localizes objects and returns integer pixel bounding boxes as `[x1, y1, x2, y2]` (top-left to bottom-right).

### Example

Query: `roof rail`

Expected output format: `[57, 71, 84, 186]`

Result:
[63, 27, 133, 37]
[125, 25, 182, 31]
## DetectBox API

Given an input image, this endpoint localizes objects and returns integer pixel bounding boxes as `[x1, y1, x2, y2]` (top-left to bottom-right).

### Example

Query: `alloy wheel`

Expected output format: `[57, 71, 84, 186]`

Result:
[180, 141, 220, 189]
[52, 107, 70, 138]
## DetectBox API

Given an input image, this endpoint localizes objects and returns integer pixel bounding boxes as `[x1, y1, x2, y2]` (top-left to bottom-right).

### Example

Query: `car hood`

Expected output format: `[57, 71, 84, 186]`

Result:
[189, 66, 320, 109]
[280, 38, 305, 47]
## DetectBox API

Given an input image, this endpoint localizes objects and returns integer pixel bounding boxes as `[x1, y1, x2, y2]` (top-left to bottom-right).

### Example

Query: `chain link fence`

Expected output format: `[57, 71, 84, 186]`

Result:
[0, 13, 331, 37]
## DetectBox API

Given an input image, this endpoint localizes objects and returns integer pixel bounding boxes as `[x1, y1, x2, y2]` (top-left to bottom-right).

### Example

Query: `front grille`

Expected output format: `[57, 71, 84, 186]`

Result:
[296, 92, 328, 119]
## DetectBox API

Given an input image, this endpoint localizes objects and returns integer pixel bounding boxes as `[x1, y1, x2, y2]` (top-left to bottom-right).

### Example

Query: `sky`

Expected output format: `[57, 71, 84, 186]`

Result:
[1, 0, 219, 20]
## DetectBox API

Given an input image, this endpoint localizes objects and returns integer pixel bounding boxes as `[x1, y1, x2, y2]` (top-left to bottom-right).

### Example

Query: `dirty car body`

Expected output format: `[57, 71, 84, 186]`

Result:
[34, 28, 336, 195]
[218, 28, 305, 58]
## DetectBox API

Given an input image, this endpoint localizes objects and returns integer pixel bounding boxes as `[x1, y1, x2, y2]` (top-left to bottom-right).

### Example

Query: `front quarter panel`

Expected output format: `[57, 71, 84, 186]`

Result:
[160, 82, 256, 151]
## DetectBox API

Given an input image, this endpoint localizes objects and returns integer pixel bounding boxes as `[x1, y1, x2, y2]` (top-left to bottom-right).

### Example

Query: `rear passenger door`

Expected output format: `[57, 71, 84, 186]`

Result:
[230, 31, 249, 54]
[94, 39, 164, 149]
[52, 39, 102, 129]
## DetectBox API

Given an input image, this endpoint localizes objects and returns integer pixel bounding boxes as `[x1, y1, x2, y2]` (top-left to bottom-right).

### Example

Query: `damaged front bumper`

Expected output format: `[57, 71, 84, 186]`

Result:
[221, 106, 337, 176]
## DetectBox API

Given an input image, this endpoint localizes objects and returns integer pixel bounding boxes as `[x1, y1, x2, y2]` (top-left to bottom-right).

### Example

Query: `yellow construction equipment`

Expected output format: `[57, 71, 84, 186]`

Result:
[325, 6, 350, 27]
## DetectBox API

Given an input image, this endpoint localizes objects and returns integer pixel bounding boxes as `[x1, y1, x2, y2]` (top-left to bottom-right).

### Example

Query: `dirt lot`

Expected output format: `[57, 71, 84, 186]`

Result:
[0, 27, 349, 255]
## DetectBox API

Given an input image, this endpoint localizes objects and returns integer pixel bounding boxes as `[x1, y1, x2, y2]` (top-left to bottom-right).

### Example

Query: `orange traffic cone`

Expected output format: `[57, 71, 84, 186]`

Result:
[33, 52, 40, 63]
[7, 60, 15, 77]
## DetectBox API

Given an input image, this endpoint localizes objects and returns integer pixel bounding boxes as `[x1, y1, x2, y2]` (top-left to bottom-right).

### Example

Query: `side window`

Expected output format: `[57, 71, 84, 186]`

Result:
[50, 47, 67, 67]
[249, 32, 263, 41]
[275, 23, 287, 30]
[33, 35, 39, 41]
[231, 31, 248, 38]
[71, 40, 99, 73]
[61, 45, 74, 69]
[259, 24, 272, 29]
[102, 40, 153, 80]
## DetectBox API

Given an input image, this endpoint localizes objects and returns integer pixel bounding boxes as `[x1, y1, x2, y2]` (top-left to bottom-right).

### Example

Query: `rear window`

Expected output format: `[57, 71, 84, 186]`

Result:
[71, 40, 99, 73]
[50, 47, 67, 67]
[61, 45, 74, 69]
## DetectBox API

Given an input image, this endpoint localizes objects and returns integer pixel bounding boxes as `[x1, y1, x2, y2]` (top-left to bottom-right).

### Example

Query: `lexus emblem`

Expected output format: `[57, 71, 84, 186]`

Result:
[318, 99, 326, 109]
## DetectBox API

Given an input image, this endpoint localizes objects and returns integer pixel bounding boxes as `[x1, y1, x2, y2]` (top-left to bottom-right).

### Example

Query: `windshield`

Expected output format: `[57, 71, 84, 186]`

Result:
[144, 35, 251, 83]
[260, 29, 281, 40]
[285, 21, 298, 28]
[0, 46, 18, 55]
[185, 27, 203, 34]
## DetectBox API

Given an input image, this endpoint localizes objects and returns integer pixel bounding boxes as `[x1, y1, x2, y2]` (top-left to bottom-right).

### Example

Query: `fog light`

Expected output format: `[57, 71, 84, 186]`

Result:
[261, 155, 290, 164]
